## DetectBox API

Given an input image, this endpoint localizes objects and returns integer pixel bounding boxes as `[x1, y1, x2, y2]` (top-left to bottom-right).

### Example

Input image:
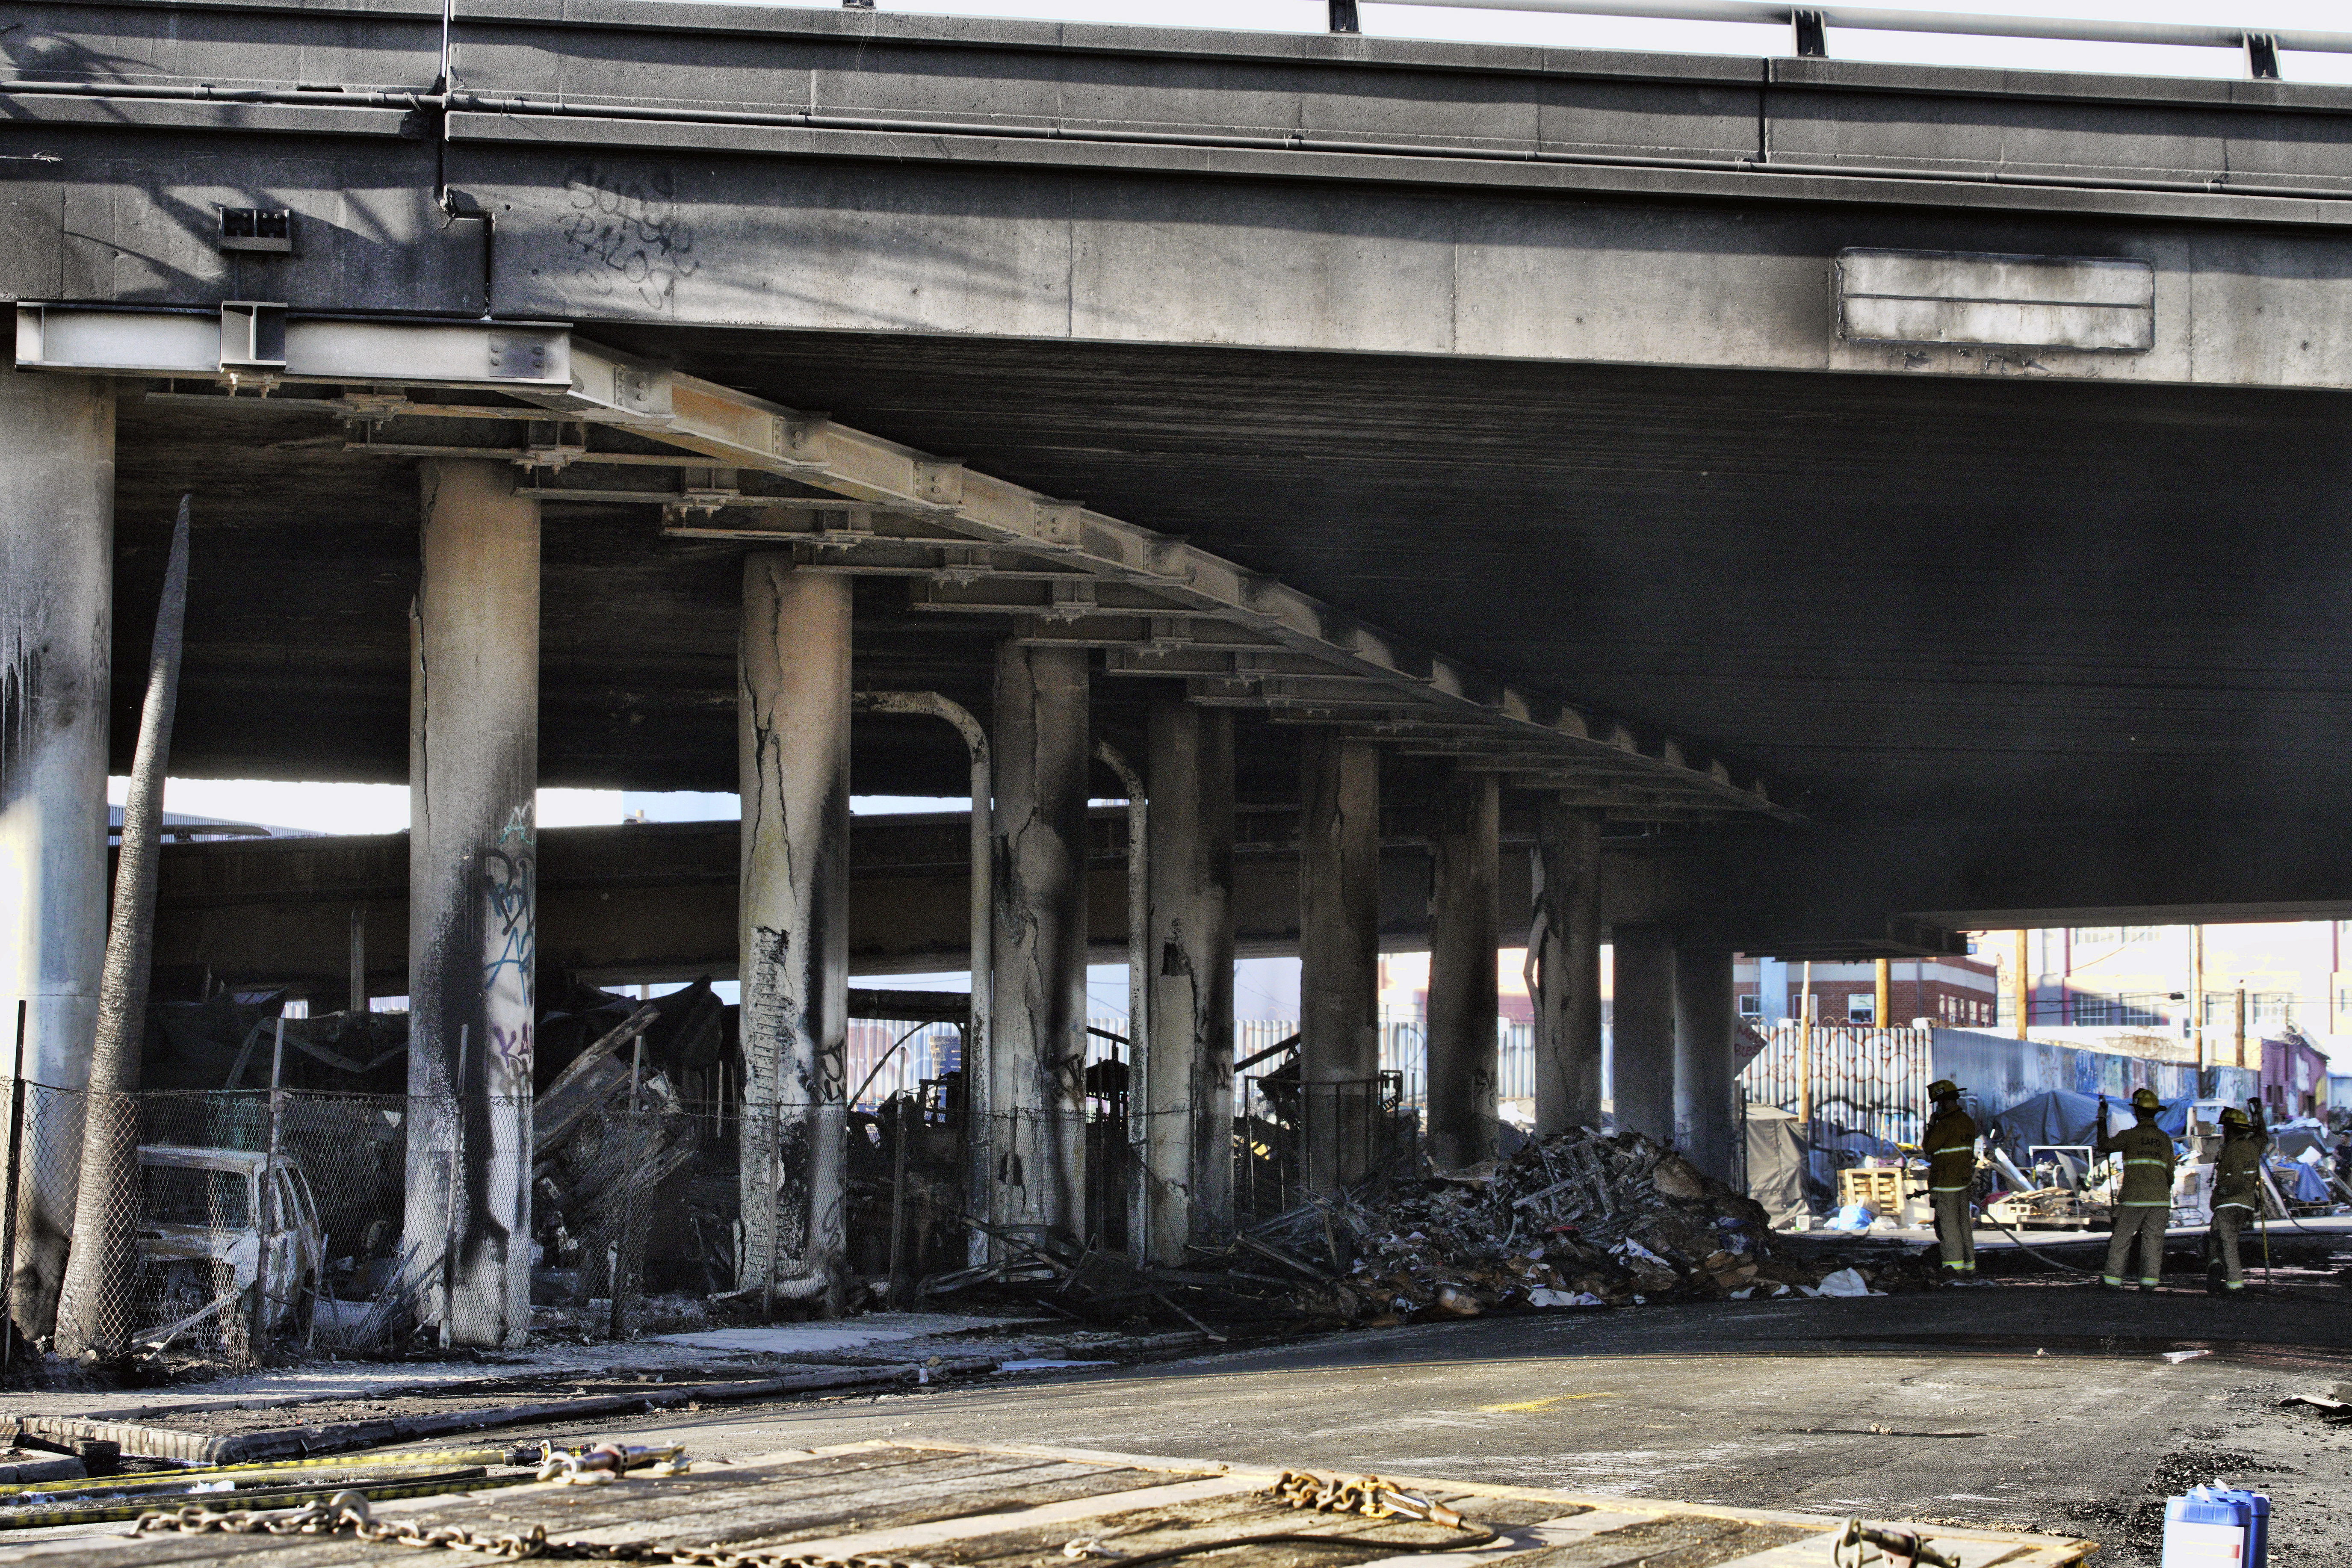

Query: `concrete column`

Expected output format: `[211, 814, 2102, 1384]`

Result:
[1139, 694, 1234, 1263]
[1530, 800, 1603, 1135]
[405, 458, 537, 1349]
[739, 558, 850, 1314]
[0, 370, 112, 1338]
[1611, 923, 1677, 1145]
[1297, 731, 1379, 1192]
[1673, 947, 1737, 1181]
[991, 641, 1089, 1245]
[1424, 767, 1498, 1171]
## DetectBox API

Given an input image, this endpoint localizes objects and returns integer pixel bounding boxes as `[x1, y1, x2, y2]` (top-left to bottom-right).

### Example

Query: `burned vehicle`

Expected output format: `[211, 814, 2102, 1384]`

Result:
[135, 1144, 325, 1347]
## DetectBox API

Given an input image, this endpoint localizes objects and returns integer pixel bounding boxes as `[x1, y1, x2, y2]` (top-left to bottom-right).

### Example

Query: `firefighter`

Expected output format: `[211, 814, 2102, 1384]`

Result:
[2205, 1099, 2269, 1295]
[1921, 1079, 1980, 1281]
[2096, 1087, 2178, 1291]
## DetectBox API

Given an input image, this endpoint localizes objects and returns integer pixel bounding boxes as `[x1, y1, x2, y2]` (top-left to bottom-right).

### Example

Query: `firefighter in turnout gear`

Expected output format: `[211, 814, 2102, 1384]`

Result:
[2097, 1087, 2178, 1290]
[1921, 1079, 1980, 1279]
[2206, 1100, 2269, 1294]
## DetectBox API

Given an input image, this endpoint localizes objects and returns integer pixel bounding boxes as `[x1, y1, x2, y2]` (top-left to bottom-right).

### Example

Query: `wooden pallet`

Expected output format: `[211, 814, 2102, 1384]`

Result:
[1, 1438, 2096, 1568]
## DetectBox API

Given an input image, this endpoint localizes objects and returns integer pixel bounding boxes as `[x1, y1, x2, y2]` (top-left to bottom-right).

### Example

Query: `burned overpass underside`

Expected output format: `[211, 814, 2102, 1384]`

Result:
[9, 0, 2352, 1329]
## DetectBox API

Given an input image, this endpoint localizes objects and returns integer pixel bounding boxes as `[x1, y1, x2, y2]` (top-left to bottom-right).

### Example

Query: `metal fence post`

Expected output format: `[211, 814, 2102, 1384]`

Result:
[250, 1017, 285, 1358]
[1, 1003, 23, 1380]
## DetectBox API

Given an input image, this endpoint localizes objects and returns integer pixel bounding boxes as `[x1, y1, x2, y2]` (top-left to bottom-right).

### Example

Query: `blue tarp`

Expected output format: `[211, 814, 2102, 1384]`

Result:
[2280, 1159, 2333, 1203]
[1988, 1090, 2104, 1149]
[1988, 1089, 2211, 1147]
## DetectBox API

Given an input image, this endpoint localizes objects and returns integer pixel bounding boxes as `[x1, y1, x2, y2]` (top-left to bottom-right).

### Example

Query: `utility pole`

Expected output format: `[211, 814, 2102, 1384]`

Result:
[2189, 924, 2205, 1092]
[2235, 986, 2247, 1070]
[2013, 929, 2030, 1039]
[1873, 959, 1890, 1031]
[1796, 961, 1814, 1138]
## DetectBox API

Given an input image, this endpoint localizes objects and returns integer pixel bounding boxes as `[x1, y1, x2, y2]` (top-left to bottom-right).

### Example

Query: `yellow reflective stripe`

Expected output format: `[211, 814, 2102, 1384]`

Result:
[1929, 1184, 1971, 1192]
[2123, 1159, 2173, 1167]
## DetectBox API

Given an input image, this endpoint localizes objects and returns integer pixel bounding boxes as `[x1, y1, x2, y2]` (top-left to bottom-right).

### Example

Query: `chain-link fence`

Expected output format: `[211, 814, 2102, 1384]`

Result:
[7, 1010, 1411, 1376]
[1, 1084, 608, 1378]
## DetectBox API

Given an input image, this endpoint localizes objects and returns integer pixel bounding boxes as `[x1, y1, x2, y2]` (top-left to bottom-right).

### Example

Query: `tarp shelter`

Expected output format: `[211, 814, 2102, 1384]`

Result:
[1744, 1104, 1808, 1225]
[1987, 1090, 2104, 1149]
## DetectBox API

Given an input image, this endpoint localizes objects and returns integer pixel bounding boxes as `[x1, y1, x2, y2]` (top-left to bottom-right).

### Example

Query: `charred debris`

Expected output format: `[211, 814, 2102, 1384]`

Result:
[134, 988, 1925, 1350]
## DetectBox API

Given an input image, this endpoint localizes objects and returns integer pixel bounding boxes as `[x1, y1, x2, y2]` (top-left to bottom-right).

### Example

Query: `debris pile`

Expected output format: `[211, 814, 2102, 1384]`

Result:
[1206, 1126, 1938, 1327]
[530, 983, 729, 1324]
[1282, 1127, 1794, 1322]
[919, 1125, 1932, 1332]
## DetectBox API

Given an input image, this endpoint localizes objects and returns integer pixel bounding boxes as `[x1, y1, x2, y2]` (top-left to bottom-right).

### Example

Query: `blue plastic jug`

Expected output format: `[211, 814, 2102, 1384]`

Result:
[2161, 1485, 2269, 1568]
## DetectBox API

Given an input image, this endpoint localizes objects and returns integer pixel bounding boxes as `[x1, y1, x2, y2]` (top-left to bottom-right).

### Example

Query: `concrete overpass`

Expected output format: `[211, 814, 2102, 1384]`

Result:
[8, 0, 2352, 1334]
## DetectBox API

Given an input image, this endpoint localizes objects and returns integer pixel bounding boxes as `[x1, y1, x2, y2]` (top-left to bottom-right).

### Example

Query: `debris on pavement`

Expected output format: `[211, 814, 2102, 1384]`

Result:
[925, 1126, 1935, 1331]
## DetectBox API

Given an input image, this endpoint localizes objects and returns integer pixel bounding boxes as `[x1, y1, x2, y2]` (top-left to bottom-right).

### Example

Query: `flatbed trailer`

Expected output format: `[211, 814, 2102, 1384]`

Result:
[2, 1437, 2095, 1568]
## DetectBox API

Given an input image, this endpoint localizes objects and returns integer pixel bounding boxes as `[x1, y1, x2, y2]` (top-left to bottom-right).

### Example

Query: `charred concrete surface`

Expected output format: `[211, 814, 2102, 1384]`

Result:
[737, 560, 852, 1313]
[11, 0, 2352, 942]
[0, 369, 112, 1334]
[494, 1287, 2352, 1568]
[987, 643, 1092, 1246]
[405, 457, 541, 1349]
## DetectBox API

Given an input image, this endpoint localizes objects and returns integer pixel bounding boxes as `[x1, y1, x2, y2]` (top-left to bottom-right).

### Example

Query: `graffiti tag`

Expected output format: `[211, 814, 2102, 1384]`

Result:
[561, 165, 699, 311]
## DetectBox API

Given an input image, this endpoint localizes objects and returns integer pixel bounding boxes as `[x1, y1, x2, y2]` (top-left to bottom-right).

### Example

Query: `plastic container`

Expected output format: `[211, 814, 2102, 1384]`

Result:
[2162, 1485, 2269, 1568]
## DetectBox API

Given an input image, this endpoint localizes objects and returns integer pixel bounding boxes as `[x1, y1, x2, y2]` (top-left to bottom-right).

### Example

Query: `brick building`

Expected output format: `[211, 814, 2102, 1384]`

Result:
[1734, 955, 2000, 1030]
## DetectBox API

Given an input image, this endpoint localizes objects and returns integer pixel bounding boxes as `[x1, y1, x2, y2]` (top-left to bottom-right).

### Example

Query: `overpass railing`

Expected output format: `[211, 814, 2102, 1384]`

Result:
[841, 2, 2352, 82]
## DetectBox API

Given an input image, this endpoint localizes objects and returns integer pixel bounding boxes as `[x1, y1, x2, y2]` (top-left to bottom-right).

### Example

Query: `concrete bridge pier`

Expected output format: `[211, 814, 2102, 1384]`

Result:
[1611, 923, 1678, 1146]
[1139, 693, 1235, 1264]
[1425, 767, 1499, 1172]
[1298, 732, 1380, 1193]
[0, 369, 113, 1338]
[405, 458, 538, 1348]
[1674, 948, 1737, 1182]
[991, 638, 1090, 1247]
[1531, 800, 1604, 1135]
[739, 558, 852, 1313]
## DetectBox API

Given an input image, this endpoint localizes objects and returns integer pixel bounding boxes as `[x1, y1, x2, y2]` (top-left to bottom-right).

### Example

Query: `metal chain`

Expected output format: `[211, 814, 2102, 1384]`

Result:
[132, 1487, 946, 1568]
[133, 1494, 550, 1558]
[1268, 1471, 1466, 1529]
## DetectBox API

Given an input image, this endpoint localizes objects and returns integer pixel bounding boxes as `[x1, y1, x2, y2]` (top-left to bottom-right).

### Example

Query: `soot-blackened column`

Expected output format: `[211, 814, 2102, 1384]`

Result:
[1141, 692, 1235, 1262]
[739, 558, 851, 1316]
[1424, 767, 1499, 1172]
[1611, 923, 1678, 1146]
[1298, 731, 1380, 1193]
[406, 458, 538, 1349]
[991, 641, 1090, 1246]
[0, 369, 112, 1338]
[1673, 947, 1737, 1181]
[1531, 799, 1604, 1134]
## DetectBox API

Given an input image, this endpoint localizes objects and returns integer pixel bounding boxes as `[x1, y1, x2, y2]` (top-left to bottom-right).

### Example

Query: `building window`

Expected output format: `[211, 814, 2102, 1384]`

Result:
[2074, 992, 2118, 1026]
[2251, 992, 2293, 1027]
[1738, 993, 1762, 1019]
[2115, 993, 2170, 1026]
[2071, 927, 2121, 945]
[1847, 993, 1875, 1024]
[2121, 926, 2160, 943]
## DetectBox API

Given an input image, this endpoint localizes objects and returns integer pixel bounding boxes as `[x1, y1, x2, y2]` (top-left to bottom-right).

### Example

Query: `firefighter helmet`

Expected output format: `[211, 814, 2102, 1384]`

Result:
[1928, 1079, 1962, 1100]
[2130, 1087, 2162, 1112]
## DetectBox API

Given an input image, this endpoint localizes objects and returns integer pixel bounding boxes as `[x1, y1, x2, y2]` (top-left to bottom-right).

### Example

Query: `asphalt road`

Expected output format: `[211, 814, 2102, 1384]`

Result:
[509, 1278, 2352, 1567]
